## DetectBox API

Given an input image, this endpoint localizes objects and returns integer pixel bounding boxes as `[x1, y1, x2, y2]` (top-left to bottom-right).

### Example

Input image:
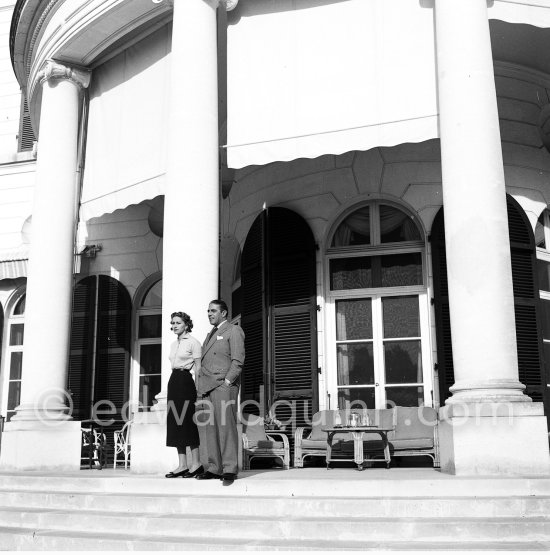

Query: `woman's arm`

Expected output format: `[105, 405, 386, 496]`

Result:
[191, 358, 201, 382]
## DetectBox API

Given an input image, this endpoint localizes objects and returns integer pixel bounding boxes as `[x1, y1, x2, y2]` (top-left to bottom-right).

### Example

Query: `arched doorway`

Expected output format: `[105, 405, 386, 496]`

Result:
[431, 195, 546, 414]
[240, 208, 318, 429]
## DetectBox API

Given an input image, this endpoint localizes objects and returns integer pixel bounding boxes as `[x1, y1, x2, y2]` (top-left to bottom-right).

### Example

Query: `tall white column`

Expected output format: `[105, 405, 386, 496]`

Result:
[434, 0, 549, 475]
[0, 61, 90, 470]
[131, 0, 238, 473]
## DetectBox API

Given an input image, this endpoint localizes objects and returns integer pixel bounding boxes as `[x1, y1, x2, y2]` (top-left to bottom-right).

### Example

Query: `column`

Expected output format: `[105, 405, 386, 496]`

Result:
[434, 0, 549, 475]
[131, 0, 239, 473]
[0, 61, 90, 471]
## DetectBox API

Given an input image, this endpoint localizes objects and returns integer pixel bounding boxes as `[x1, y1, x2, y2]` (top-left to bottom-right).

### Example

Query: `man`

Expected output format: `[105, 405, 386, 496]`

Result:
[196, 299, 245, 485]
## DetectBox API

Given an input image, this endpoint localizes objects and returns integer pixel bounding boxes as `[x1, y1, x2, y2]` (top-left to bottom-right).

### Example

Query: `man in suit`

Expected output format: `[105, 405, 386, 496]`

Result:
[196, 299, 245, 485]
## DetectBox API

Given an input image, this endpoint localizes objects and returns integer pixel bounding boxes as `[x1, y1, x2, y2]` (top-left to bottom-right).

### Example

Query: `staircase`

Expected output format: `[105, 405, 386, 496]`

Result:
[0, 468, 549, 550]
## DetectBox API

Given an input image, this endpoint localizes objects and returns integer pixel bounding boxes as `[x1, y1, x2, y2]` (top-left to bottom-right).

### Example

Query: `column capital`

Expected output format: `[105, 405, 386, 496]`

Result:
[223, 0, 239, 10]
[37, 60, 91, 90]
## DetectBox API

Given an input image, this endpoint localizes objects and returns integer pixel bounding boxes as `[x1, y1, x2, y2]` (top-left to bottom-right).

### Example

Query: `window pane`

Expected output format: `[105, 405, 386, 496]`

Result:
[383, 296, 419, 338]
[7, 381, 21, 411]
[336, 299, 372, 340]
[380, 253, 423, 287]
[337, 343, 374, 385]
[139, 315, 162, 339]
[541, 299, 550, 340]
[384, 340, 422, 383]
[385, 386, 424, 407]
[332, 207, 370, 247]
[536, 213, 546, 249]
[538, 260, 550, 292]
[142, 280, 162, 308]
[330, 258, 372, 290]
[9, 324, 24, 346]
[13, 295, 25, 315]
[380, 205, 421, 243]
[338, 387, 375, 409]
[9, 352, 23, 380]
[139, 374, 161, 409]
[139, 344, 162, 375]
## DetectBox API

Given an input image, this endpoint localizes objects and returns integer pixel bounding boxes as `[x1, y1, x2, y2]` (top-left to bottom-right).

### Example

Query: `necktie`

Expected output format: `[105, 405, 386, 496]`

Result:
[206, 326, 218, 344]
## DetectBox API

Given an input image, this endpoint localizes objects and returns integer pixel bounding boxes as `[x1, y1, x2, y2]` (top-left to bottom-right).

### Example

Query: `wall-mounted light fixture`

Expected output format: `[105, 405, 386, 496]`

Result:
[80, 244, 102, 259]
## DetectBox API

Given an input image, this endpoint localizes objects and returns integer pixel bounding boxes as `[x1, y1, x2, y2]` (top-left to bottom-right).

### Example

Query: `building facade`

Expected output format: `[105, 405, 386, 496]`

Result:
[0, 0, 549, 475]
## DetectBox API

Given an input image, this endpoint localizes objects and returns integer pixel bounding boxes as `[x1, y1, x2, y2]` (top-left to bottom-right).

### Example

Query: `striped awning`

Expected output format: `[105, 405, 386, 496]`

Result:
[0, 249, 29, 280]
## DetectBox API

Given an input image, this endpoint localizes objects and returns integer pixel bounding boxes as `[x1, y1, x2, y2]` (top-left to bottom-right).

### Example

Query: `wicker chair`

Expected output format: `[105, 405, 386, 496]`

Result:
[113, 421, 131, 469]
[241, 414, 290, 470]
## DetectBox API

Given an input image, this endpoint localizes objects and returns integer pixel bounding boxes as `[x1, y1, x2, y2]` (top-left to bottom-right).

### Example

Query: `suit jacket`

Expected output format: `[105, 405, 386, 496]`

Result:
[197, 321, 245, 395]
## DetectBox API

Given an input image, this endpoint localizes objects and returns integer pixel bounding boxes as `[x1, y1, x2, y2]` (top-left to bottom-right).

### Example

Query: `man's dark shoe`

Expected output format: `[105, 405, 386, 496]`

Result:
[221, 473, 236, 486]
[195, 471, 221, 480]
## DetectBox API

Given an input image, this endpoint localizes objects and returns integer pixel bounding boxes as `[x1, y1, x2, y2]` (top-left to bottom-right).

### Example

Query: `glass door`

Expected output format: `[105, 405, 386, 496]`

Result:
[332, 293, 429, 409]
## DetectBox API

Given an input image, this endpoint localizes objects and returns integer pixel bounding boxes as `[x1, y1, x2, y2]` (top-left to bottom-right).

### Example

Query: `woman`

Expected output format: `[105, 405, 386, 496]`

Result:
[165, 311, 203, 478]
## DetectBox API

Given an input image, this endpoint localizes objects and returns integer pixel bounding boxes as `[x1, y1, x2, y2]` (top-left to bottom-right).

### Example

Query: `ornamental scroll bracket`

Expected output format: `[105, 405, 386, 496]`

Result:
[37, 60, 91, 90]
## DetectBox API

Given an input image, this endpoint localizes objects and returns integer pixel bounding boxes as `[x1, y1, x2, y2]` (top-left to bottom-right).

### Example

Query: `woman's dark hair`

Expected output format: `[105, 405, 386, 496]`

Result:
[170, 311, 193, 332]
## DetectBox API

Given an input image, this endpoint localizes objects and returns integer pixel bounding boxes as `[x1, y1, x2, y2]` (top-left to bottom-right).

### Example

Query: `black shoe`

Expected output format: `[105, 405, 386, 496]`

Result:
[165, 469, 189, 478]
[183, 465, 204, 478]
[221, 473, 236, 486]
[195, 470, 221, 480]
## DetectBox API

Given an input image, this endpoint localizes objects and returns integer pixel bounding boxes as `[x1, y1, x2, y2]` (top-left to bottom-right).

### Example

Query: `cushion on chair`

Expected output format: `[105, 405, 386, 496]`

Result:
[393, 406, 437, 440]
[390, 437, 434, 450]
[242, 413, 268, 443]
[248, 440, 285, 449]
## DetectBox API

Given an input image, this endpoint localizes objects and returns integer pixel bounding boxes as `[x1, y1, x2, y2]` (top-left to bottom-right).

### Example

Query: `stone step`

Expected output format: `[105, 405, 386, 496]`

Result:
[1, 526, 548, 551]
[0, 489, 549, 518]
[1, 469, 550, 498]
[1, 507, 550, 542]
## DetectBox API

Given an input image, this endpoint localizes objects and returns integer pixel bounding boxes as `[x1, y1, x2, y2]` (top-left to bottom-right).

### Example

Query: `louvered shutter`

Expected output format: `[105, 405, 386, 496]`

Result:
[507, 197, 546, 405]
[268, 208, 318, 430]
[431, 197, 546, 413]
[68, 277, 96, 419]
[94, 276, 131, 424]
[18, 96, 35, 152]
[431, 211, 454, 403]
[241, 213, 266, 413]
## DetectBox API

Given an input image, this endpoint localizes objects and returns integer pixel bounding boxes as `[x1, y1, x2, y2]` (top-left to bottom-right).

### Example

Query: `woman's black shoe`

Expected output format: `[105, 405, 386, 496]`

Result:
[165, 469, 189, 478]
[182, 465, 204, 478]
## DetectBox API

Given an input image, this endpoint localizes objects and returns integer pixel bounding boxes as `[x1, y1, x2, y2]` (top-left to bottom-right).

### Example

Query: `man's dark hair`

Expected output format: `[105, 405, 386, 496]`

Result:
[210, 299, 229, 316]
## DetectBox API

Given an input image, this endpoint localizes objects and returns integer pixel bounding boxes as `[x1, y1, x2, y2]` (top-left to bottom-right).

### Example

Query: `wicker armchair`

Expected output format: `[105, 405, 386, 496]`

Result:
[241, 414, 290, 470]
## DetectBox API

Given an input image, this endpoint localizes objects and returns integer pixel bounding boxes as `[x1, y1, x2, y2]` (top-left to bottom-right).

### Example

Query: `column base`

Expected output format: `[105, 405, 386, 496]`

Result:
[0, 420, 81, 471]
[438, 402, 550, 476]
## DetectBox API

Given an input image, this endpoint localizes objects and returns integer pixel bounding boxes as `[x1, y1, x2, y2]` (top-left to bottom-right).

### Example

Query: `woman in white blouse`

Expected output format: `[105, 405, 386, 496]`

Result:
[165, 311, 203, 478]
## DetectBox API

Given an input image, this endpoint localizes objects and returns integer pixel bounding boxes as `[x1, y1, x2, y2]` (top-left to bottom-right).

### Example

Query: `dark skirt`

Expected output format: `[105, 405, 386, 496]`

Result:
[166, 368, 200, 449]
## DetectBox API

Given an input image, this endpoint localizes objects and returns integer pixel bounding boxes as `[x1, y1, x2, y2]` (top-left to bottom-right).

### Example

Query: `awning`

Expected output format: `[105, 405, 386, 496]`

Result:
[80, 24, 170, 222]
[225, 0, 439, 169]
[0, 248, 29, 280]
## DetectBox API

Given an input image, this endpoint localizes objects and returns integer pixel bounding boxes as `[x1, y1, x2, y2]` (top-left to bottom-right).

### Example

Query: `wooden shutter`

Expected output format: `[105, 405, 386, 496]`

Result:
[507, 197, 546, 405]
[94, 276, 131, 424]
[241, 213, 267, 413]
[431, 211, 454, 404]
[431, 197, 547, 413]
[68, 277, 96, 420]
[18, 96, 35, 152]
[268, 208, 318, 430]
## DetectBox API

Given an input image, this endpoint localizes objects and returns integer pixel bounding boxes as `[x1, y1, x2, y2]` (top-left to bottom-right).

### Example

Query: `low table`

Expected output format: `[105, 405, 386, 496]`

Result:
[322, 426, 394, 470]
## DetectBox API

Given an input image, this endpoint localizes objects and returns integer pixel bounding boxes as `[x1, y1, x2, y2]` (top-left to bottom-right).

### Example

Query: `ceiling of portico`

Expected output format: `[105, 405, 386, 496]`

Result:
[490, 19, 550, 79]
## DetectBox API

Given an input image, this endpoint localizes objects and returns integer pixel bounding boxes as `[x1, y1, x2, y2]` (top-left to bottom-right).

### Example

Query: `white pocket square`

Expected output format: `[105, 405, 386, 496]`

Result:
[216, 336, 223, 340]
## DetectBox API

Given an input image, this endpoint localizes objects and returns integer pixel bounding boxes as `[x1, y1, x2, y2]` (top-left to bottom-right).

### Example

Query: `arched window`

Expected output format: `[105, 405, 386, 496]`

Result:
[3, 292, 24, 421]
[133, 278, 162, 411]
[326, 201, 430, 409]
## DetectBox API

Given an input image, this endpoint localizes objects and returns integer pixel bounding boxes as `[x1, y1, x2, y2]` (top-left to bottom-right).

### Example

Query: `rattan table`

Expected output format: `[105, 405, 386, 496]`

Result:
[322, 426, 394, 470]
